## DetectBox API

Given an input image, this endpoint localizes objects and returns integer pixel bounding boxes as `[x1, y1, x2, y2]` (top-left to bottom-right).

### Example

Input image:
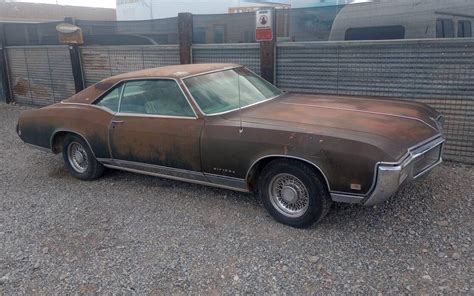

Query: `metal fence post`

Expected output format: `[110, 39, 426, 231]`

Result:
[0, 23, 12, 103]
[260, 8, 276, 84]
[178, 12, 193, 65]
[64, 17, 85, 93]
[68, 44, 85, 92]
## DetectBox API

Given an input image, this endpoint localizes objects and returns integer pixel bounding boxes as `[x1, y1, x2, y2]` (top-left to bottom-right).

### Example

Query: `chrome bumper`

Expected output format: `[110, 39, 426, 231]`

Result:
[363, 136, 445, 206]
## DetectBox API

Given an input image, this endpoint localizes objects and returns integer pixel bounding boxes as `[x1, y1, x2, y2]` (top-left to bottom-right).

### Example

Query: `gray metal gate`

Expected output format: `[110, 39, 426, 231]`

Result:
[192, 43, 261, 75]
[6, 46, 76, 106]
[276, 39, 474, 164]
[80, 45, 180, 87]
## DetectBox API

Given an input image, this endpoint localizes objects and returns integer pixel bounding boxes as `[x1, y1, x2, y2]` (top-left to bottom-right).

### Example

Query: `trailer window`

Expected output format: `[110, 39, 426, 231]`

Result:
[458, 20, 472, 38]
[345, 26, 405, 41]
[436, 19, 454, 38]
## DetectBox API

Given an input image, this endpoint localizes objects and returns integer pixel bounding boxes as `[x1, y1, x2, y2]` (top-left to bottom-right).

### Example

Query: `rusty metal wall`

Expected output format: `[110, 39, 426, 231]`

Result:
[80, 45, 180, 87]
[276, 39, 474, 164]
[6, 46, 75, 106]
[192, 44, 261, 75]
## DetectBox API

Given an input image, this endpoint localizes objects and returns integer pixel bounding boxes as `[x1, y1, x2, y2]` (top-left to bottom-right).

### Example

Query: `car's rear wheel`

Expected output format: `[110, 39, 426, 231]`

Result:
[62, 134, 104, 181]
[258, 159, 332, 228]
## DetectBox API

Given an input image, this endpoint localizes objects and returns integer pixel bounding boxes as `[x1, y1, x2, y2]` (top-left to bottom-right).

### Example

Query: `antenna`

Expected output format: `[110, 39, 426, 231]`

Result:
[237, 70, 243, 134]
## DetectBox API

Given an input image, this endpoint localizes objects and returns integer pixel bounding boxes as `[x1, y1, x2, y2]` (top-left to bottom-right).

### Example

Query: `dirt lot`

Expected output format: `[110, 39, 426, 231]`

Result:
[0, 103, 473, 294]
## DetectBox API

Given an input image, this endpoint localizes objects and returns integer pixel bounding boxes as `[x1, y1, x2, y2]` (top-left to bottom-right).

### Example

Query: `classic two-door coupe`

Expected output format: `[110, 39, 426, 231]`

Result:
[17, 64, 445, 228]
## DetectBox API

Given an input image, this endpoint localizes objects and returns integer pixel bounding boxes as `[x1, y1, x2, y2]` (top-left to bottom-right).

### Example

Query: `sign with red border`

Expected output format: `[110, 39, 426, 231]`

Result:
[256, 10, 273, 42]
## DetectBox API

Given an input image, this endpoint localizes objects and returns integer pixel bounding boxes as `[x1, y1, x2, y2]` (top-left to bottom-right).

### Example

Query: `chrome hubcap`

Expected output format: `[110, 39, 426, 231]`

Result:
[281, 186, 298, 203]
[67, 142, 88, 173]
[269, 173, 310, 218]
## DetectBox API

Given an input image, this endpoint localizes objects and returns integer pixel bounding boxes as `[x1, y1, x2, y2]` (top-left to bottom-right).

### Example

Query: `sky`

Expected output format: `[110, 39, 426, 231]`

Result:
[10, 0, 117, 8]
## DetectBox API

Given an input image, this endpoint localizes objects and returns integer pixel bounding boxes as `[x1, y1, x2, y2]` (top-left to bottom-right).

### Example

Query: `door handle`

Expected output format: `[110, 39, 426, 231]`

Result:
[111, 120, 124, 129]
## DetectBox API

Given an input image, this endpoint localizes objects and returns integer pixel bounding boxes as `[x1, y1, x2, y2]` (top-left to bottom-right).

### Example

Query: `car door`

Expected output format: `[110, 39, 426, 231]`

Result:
[108, 79, 204, 177]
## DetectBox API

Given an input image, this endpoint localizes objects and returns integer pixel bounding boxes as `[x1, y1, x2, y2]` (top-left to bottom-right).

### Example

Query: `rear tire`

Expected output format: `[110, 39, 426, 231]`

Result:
[258, 159, 332, 228]
[62, 134, 104, 181]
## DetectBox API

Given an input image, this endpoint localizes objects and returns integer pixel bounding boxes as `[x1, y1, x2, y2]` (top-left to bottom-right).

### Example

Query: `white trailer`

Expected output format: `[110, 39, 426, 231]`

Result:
[329, 0, 474, 41]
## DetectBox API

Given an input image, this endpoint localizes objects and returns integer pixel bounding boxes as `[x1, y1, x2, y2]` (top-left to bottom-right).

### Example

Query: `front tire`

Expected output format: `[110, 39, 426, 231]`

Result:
[258, 160, 332, 228]
[62, 134, 104, 181]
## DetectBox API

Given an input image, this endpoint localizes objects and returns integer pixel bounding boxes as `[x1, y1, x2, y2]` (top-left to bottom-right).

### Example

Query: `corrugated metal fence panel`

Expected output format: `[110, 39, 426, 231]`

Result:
[276, 39, 474, 164]
[192, 44, 260, 75]
[6, 46, 75, 106]
[81, 45, 180, 87]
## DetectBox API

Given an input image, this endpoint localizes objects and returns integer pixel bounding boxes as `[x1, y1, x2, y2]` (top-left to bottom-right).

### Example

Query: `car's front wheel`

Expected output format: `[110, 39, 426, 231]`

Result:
[62, 134, 104, 181]
[258, 160, 332, 228]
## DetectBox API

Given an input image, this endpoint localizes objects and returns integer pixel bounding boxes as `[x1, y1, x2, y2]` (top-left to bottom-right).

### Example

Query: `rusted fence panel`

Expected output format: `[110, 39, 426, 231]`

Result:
[276, 39, 474, 163]
[6, 46, 75, 106]
[80, 45, 180, 87]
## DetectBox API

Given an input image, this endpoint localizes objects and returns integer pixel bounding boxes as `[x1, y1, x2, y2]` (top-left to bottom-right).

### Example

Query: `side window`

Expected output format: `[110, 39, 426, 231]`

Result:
[436, 19, 454, 38]
[119, 80, 195, 117]
[94, 84, 123, 112]
[344, 26, 405, 41]
[458, 20, 472, 38]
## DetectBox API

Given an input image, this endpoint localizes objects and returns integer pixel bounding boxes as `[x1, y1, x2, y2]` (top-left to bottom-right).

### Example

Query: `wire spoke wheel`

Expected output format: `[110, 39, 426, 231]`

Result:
[268, 173, 310, 218]
[67, 142, 89, 174]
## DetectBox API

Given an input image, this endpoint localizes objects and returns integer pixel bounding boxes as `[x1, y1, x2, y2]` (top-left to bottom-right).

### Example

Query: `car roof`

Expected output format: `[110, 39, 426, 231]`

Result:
[106, 63, 241, 82]
[63, 63, 242, 105]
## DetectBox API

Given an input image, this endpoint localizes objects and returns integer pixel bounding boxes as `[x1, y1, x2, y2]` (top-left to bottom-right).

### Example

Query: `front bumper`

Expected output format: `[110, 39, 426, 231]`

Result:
[363, 136, 445, 206]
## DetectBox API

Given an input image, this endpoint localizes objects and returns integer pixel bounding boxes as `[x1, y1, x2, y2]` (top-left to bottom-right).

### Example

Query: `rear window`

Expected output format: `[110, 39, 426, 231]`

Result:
[345, 26, 405, 41]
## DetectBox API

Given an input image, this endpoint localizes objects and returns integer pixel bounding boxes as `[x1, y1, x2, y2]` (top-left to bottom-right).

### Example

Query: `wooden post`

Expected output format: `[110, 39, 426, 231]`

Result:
[0, 23, 12, 103]
[259, 8, 276, 84]
[64, 17, 85, 92]
[178, 12, 193, 65]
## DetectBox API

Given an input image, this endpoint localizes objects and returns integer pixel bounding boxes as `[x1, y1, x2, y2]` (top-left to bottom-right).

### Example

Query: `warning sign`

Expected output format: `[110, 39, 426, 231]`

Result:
[256, 10, 273, 42]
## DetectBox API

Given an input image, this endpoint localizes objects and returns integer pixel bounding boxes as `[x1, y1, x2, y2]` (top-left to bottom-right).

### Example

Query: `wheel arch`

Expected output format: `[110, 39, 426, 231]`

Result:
[245, 155, 331, 193]
[50, 129, 97, 158]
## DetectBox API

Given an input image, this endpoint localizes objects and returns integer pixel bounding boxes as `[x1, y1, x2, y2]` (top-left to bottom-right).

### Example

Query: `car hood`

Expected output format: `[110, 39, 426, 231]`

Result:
[225, 93, 442, 161]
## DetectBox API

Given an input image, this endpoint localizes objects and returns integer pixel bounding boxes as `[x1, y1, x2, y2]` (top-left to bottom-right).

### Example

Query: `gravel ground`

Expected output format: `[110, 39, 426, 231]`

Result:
[0, 103, 473, 295]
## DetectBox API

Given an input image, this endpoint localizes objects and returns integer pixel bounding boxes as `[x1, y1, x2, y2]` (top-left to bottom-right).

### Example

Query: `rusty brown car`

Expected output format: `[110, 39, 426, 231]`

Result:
[17, 64, 445, 228]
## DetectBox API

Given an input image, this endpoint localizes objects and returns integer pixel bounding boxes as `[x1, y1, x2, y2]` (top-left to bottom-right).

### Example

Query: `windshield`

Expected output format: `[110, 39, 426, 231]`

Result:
[183, 67, 282, 115]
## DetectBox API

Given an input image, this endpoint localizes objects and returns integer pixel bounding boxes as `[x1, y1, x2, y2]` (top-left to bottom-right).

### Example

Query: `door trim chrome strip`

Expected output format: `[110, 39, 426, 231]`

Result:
[114, 112, 197, 120]
[97, 158, 249, 192]
[102, 164, 250, 193]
